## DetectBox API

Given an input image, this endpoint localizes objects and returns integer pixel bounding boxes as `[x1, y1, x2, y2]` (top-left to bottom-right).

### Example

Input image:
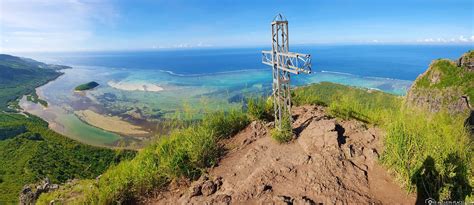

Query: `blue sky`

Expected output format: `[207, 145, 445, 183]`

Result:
[1, 0, 473, 52]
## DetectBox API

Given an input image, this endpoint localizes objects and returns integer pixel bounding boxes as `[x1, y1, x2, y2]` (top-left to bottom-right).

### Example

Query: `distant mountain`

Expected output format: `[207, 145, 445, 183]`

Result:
[0, 54, 135, 204]
[0, 54, 69, 111]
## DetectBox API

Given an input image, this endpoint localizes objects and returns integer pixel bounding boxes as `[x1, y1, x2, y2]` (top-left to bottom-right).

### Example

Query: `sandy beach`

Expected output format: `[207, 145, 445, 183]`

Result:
[108, 81, 164, 92]
[75, 110, 149, 135]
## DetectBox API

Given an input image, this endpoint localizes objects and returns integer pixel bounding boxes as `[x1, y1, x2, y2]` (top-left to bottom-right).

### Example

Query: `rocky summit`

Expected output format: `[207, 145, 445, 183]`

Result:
[147, 106, 416, 204]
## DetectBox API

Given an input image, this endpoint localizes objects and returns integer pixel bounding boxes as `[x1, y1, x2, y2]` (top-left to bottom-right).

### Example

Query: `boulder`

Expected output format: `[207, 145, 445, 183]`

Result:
[457, 51, 474, 70]
[19, 178, 60, 205]
[201, 180, 217, 196]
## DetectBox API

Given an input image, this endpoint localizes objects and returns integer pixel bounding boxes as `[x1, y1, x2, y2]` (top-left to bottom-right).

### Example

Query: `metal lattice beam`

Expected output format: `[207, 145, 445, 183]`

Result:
[261, 14, 312, 129]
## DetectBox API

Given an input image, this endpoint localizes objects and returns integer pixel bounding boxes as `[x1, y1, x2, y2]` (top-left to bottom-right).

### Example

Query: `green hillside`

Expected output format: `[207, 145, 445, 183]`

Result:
[0, 54, 68, 111]
[0, 54, 135, 203]
[407, 50, 474, 114]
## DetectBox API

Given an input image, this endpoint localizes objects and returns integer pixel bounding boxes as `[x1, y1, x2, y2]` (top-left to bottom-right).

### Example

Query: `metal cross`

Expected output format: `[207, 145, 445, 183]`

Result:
[262, 14, 312, 130]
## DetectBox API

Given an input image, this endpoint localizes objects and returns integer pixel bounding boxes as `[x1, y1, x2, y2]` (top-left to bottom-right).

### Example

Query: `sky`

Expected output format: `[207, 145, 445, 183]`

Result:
[0, 0, 473, 52]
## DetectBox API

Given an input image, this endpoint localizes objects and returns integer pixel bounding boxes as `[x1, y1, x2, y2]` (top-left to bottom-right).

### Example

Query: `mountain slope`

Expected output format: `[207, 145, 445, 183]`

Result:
[406, 50, 474, 114]
[0, 54, 68, 111]
[0, 54, 135, 203]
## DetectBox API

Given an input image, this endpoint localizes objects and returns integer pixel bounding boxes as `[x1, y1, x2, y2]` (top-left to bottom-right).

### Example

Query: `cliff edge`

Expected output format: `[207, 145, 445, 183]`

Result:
[406, 51, 474, 115]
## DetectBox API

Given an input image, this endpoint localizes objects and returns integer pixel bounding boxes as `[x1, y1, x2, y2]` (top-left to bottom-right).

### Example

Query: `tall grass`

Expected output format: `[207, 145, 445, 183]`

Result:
[270, 114, 293, 143]
[37, 109, 249, 204]
[246, 96, 273, 121]
[382, 108, 472, 201]
[292, 82, 473, 201]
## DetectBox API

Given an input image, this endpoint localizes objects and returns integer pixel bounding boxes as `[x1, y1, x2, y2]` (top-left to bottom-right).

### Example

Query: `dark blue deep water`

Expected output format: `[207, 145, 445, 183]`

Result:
[23, 44, 472, 81]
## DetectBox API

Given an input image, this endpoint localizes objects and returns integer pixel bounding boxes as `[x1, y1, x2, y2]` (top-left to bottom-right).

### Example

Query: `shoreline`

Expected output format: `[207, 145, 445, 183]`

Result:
[17, 67, 133, 149]
[74, 110, 150, 136]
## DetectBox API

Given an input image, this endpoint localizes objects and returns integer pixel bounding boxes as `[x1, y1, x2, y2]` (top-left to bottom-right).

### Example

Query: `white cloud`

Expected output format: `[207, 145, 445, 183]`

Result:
[0, 0, 118, 52]
[417, 36, 473, 44]
[458, 35, 468, 42]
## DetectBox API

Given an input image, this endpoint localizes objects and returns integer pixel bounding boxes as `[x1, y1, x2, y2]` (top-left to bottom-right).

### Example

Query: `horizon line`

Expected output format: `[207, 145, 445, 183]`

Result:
[3, 42, 473, 54]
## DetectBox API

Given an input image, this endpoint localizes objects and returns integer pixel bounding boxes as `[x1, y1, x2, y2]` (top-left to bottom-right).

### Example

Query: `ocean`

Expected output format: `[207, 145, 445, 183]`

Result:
[17, 44, 473, 147]
[29, 44, 471, 80]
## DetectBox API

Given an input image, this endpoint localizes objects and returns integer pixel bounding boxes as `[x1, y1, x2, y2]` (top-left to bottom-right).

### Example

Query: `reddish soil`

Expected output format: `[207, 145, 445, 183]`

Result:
[148, 105, 416, 204]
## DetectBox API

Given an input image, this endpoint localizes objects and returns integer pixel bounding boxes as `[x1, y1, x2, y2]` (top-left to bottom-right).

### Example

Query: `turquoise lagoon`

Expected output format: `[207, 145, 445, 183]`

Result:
[18, 45, 472, 147]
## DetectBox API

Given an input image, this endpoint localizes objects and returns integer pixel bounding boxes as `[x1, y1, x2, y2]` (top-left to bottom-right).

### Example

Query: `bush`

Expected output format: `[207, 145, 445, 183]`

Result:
[246, 97, 273, 121]
[271, 114, 293, 143]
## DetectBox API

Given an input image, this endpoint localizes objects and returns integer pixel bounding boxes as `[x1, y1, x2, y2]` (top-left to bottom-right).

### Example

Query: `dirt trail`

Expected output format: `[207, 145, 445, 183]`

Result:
[149, 105, 416, 204]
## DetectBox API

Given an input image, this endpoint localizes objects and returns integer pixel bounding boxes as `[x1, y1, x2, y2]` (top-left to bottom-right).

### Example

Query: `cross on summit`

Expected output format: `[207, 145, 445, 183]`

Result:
[262, 14, 312, 130]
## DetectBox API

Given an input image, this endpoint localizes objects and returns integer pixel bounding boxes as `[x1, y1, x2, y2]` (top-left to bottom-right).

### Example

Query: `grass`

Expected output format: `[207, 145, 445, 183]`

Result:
[0, 113, 135, 203]
[0, 54, 135, 203]
[270, 114, 293, 143]
[414, 58, 474, 102]
[292, 82, 473, 201]
[37, 109, 249, 204]
[293, 82, 401, 124]
[39, 81, 473, 203]
[0, 54, 63, 111]
[381, 109, 472, 201]
[246, 96, 273, 121]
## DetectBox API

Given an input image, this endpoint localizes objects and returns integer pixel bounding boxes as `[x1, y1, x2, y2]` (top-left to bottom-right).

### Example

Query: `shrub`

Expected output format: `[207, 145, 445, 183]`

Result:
[246, 96, 273, 121]
[271, 114, 293, 143]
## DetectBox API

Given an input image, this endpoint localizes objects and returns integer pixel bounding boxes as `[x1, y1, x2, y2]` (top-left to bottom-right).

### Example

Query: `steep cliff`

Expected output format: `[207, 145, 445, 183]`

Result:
[406, 51, 474, 115]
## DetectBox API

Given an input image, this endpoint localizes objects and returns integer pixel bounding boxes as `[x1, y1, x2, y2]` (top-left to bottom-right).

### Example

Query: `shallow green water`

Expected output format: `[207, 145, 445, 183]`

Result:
[20, 66, 412, 147]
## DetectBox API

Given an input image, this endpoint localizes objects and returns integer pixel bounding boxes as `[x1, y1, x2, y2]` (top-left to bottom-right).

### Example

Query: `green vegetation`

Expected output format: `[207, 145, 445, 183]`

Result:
[0, 54, 65, 111]
[26, 91, 48, 107]
[75, 81, 100, 91]
[292, 82, 472, 201]
[246, 96, 273, 121]
[0, 113, 135, 203]
[0, 54, 135, 203]
[270, 115, 293, 143]
[38, 81, 473, 203]
[382, 109, 471, 201]
[414, 58, 474, 102]
[38, 109, 249, 204]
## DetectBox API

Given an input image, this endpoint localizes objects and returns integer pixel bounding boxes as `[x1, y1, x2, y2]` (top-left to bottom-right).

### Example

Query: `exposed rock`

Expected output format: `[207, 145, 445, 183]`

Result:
[150, 105, 416, 204]
[458, 51, 474, 70]
[273, 195, 294, 205]
[406, 51, 473, 115]
[214, 177, 223, 189]
[406, 87, 470, 114]
[190, 184, 202, 197]
[19, 178, 60, 205]
[294, 196, 317, 205]
[201, 180, 217, 196]
[19, 186, 35, 205]
[213, 194, 232, 204]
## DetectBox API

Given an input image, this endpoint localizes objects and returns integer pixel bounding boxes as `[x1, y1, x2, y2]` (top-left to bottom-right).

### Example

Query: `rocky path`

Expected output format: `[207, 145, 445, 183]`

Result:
[149, 105, 415, 204]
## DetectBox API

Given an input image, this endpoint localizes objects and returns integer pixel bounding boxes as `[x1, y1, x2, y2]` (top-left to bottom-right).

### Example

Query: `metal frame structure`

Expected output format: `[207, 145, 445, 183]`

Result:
[262, 14, 312, 129]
